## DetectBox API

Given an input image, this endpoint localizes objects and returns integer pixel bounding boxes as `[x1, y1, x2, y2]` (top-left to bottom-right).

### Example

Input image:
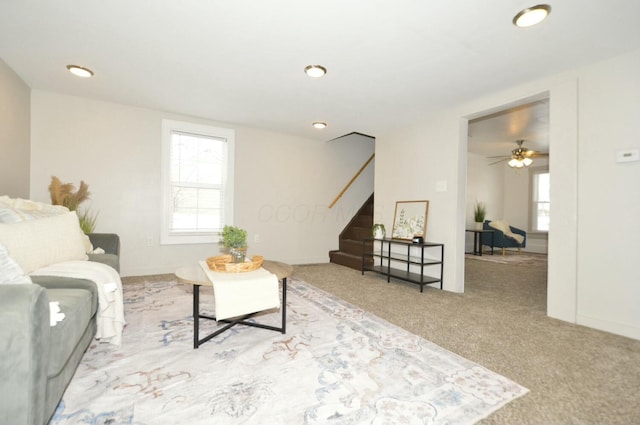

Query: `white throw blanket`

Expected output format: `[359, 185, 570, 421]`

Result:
[31, 260, 125, 345]
[489, 220, 525, 244]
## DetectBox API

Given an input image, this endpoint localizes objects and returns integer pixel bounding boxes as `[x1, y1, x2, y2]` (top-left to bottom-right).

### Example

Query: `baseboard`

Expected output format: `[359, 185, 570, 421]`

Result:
[577, 314, 640, 341]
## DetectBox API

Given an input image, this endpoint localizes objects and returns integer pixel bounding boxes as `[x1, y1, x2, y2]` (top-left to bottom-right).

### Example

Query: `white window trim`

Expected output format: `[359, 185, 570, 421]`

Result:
[529, 166, 549, 234]
[160, 119, 235, 245]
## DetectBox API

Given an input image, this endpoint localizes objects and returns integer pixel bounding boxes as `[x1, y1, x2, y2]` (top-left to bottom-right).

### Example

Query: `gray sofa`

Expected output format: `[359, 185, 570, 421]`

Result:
[0, 233, 120, 425]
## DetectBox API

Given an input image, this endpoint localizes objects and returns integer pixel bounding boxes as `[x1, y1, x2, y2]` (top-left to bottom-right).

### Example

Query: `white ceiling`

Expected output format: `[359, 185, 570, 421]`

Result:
[468, 99, 549, 158]
[1, 1, 639, 143]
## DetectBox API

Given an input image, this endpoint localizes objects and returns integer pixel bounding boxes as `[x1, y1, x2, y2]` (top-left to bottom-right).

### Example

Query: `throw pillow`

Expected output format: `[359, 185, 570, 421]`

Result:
[0, 241, 32, 284]
[0, 197, 93, 253]
[0, 211, 88, 274]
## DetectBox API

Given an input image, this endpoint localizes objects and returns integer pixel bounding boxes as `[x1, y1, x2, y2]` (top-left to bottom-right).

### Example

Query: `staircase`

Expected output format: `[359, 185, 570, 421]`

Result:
[329, 194, 374, 270]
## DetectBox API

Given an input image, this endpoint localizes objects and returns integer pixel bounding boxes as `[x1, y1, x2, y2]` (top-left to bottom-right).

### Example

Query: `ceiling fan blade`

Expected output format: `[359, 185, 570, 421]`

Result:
[487, 155, 510, 159]
[488, 158, 509, 165]
[530, 152, 549, 157]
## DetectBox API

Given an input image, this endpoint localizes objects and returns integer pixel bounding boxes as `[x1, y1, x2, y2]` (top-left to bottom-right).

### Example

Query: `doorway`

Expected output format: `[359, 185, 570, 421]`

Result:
[466, 98, 549, 254]
[464, 96, 550, 305]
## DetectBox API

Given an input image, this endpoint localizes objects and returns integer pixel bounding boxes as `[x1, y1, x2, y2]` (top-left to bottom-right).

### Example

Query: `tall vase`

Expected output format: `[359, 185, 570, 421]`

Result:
[474, 221, 483, 230]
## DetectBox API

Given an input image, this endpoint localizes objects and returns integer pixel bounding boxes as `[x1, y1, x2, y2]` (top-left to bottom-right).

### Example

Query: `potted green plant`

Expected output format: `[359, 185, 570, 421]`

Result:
[372, 223, 386, 239]
[474, 201, 487, 230]
[220, 225, 248, 262]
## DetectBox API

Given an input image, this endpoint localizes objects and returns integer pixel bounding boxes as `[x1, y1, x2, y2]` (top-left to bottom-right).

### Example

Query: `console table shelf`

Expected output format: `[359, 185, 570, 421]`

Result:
[361, 238, 444, 292]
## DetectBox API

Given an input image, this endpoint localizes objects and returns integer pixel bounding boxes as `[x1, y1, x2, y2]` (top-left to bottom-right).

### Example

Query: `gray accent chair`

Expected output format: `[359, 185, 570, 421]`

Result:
[0, 233, 120, 425]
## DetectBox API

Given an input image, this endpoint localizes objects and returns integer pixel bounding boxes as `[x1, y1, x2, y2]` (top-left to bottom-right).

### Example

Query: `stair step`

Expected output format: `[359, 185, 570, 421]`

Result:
[329, 250, 371, 271]
[351, 214, 373, 228]
[339, 238, 372, 257]
[329, 193, 375, 272]
[342, 226, 372, 241]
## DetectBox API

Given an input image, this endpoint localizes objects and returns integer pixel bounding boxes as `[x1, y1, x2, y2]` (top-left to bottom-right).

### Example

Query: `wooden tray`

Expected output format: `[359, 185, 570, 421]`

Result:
[206, 254, 264, 273]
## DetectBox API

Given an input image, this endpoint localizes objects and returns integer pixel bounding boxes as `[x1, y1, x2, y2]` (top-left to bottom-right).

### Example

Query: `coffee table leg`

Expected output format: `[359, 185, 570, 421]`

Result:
[193, 285, 200, 349]
[282, 277, 287, 334]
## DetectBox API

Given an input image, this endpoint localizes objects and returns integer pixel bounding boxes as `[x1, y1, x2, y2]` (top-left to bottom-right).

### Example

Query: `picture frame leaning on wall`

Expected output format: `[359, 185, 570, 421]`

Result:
[391, 200, 429, 240]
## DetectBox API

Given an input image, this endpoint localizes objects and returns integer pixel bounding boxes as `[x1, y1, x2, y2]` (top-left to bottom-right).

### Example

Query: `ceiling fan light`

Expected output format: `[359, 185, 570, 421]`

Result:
[523, 157, 533, 166]
[508, 158, 519, 167]
[513, 4, 551, 28]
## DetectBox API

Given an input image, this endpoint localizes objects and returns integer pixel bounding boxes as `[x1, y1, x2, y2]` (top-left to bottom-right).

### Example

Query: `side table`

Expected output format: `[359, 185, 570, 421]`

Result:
[465, 229, 494, 256]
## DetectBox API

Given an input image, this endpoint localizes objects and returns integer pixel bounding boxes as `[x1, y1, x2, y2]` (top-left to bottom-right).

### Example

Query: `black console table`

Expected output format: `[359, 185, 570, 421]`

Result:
[361, 238, 444, 292]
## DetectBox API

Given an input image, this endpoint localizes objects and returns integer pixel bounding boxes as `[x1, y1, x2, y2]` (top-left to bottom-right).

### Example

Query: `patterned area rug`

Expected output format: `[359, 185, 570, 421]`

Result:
[51, 278, 528, 425]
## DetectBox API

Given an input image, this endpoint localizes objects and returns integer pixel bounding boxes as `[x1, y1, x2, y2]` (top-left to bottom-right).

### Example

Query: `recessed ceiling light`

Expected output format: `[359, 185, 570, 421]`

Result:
[304, 65, 327, 78]
[312, 122, 327, 129]
[66, 65, 94, 78]
[513, 4, 551, 28]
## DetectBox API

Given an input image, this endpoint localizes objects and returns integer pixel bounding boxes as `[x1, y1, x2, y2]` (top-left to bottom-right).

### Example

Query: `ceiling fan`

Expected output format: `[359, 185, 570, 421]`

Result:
[488, 139, 548, 168]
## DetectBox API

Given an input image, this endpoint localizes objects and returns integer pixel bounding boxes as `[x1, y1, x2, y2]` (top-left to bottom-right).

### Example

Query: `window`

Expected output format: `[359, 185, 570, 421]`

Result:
[530, 168, 550, 232]
[161, 120, 235, 244]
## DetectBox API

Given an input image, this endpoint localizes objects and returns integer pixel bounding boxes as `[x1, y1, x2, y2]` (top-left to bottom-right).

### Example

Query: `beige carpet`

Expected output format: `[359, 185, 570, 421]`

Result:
[464, 252, 548, 266]
[292, 259, 640, 425]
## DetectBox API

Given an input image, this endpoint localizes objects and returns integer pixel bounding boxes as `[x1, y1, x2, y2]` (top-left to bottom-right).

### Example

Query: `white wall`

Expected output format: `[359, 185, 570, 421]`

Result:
[375, 113, 463, 291]
[464, 153, 504, 252]
[29, 91, 374, 276]
[502, 160, 549, 254]
[575, 51, 640, 339]
[0, 58, 30, 197]
[376, 49, 640, 340]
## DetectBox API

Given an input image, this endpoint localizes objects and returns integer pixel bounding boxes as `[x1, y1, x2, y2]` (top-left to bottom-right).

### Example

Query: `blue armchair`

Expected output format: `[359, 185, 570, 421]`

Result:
[481, 220, 526, 255]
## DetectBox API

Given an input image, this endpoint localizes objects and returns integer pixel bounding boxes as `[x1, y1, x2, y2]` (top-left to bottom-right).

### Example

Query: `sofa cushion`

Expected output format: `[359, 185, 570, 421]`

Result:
[45, 288, 94, 378]
[0, 211, 88, 274]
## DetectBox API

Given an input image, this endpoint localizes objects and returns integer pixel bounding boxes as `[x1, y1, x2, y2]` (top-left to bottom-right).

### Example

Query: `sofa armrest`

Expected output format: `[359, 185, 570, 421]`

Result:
[0, 284, 50, 425]
[509, 226, 527, 246]
[88, 233, 121, 272]
[88, 233, 120, 256]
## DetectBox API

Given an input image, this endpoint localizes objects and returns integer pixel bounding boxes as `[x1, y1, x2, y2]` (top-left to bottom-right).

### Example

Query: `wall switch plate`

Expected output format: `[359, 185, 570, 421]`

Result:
[436, 180, 447, 192]
[616, 148, 639, 163]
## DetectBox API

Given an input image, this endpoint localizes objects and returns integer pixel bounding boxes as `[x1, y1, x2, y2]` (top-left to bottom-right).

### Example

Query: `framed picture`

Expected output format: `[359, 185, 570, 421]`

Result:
[391, 200, 429, 240]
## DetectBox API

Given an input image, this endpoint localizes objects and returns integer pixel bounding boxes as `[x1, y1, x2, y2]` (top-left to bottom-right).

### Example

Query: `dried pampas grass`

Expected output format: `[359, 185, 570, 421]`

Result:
[49, 176, 91, 210]
[49, 176, 97, 233]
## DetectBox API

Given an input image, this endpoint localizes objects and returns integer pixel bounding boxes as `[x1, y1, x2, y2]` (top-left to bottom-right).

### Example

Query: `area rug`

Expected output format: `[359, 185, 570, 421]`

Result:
[465, 253, 547, 266]
[51, 277, 528, 425]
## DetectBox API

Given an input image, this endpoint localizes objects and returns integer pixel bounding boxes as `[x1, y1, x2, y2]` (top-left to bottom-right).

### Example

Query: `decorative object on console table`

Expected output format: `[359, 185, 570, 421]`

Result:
[372, 223, 386, 239]
[220, 225, 248, 262]
[391, 200, 429, 240]
[474, 201, 486, 230]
